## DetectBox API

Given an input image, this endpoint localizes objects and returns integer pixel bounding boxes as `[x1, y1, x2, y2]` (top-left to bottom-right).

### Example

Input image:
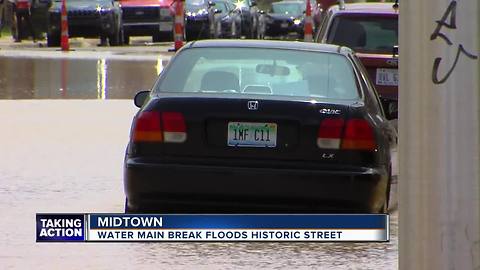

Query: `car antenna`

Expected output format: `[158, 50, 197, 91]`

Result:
[338, 0, 345, 10]
[393, 0, 399, 10]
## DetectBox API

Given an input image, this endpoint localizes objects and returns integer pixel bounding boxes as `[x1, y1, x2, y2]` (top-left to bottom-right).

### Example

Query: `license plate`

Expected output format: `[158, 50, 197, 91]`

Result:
[159, 21, 173, 32]
[227, 122, 277, 147]
[280, 23, 288, 28]
[376, 68, 398, 86]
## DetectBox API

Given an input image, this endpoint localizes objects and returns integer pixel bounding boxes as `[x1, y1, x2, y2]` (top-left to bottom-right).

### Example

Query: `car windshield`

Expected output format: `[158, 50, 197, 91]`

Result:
[214, 2, 228, 12]
[230, 0, 249, 8]
[186, 0, 207, 9]
[327, 15, 398, 54]
[154, 47, 359, 100]
[271, 3, 303, 15]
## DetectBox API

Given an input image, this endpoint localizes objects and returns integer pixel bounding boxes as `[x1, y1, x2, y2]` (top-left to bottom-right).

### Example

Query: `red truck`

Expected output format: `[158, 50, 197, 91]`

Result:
[120, 0, 175, 44]
[315, 2, 399, 105]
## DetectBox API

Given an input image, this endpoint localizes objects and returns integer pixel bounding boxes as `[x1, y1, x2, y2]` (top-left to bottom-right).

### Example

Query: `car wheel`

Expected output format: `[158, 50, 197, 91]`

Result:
[215, 21, 221, 38]
[124, 198, 128, 213]
[152, 31, 161, 42]
[123, 33, 130, 45]
[99, 36, 108, 46]
[380, 166, 392, 213]
[185, 29, 193, 41]
[231, 20, 237, 38]
[47, 33, 60, 47]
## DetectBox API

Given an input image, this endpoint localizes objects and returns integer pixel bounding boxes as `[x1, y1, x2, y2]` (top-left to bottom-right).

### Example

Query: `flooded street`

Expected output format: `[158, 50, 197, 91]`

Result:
[0, 56, 398, 269]
[0, 56, 168, 99]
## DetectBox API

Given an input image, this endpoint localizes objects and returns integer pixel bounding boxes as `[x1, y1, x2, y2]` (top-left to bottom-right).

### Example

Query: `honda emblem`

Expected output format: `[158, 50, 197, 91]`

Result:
[247, 101, 259, 110]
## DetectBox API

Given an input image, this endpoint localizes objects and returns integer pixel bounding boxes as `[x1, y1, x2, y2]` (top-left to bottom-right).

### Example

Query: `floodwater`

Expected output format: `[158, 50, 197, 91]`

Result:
[0, 56, 398, 269]
[0, 57, 167, 99]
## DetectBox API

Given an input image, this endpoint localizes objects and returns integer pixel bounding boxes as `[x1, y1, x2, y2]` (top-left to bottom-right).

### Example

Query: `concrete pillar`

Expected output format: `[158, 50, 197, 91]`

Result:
[399, 0, 480, 269]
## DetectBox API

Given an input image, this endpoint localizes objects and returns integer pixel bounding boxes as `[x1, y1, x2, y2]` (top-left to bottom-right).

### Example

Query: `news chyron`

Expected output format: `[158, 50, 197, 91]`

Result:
[36, 214, 389, 242]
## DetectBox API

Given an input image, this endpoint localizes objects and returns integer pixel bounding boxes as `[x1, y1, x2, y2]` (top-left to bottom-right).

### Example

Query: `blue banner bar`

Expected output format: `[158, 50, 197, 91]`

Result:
[36, 214, 85, 242]
[89, 214, 388, 229]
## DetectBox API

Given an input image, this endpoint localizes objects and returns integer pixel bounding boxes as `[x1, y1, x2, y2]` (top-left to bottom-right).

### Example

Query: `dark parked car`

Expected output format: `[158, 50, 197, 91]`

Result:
[211, 0, 241, 38]
[119, 0, 175, 44]
[47, 0, 123, 47]
[261, 1, 305, 39]
[184, 0, 215, 40]
[315, 2, 399, 106]
[124, 40, 397, 214]
[229, 0, 259, 38]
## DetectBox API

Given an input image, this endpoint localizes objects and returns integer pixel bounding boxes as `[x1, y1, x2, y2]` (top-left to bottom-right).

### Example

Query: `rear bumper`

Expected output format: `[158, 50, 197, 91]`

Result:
[48, 16, 117, 37]
[123, 21, 173, 35]
[266, 24, 302, 37]
[124, 157, 389, 213]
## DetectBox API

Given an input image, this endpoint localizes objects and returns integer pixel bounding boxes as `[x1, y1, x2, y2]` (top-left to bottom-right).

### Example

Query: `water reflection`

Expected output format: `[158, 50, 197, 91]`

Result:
[156, 58, 166, 75]
[0, 57, 165, 99]
[97, 59, 107, 99]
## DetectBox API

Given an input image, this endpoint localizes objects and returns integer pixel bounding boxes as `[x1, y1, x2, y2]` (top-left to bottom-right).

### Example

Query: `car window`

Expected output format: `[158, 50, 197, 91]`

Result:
[351, 54, 384, 115]
[215, 2, 228, 13]
[327, 15, 398, 54]
[271, 3, 303, 15]
[155, 48, 360, 100]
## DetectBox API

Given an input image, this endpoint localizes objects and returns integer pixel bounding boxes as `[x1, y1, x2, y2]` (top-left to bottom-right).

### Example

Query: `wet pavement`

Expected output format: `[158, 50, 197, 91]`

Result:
[0, 56, 169, 99]
[0, 52, 398, 269]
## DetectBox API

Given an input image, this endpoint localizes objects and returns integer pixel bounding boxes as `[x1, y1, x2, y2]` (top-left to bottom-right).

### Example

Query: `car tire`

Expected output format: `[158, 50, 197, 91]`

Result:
[124, 198, 133, 213]
[99, 36, 108, 46]
[152, 31, 161, 42]
[123, 33, 130, 45]
[47, 33, 60, 47]
[215, 21, 221, 38]
[231, 20, 237, 38]
[380, 166, 393, 213]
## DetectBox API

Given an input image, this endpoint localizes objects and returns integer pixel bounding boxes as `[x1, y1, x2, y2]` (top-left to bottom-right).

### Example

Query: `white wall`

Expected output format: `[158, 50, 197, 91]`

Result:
[399, 0, 480, 269]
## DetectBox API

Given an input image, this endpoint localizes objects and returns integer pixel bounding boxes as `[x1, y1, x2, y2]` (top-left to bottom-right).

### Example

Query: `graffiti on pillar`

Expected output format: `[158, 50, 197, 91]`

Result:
[430, 1, 478, 84]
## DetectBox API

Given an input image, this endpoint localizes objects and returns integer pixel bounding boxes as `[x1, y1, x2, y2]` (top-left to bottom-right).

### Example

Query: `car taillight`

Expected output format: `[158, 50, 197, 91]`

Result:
[133, 111, 163, 142]
[341, 119, 376, 150]
[317, 118, 376, 151]
[132, 111, 186, 143]
[162, 112, 187, 143]
[317, 118, 344, 149]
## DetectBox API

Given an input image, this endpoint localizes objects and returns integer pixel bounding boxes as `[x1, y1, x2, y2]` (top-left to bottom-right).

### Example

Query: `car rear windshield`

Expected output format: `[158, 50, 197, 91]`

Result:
[327, 15, 398, 54]
[154, 47, 360, 100]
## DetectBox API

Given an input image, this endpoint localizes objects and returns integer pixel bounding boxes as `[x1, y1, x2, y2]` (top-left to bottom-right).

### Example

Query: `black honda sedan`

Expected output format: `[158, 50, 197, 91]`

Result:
[124, 40, 397, 214]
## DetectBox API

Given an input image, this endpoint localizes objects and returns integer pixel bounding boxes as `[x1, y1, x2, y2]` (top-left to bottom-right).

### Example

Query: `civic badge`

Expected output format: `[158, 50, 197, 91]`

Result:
[247, 101, 259, 110]
[386, 59, 399, 67]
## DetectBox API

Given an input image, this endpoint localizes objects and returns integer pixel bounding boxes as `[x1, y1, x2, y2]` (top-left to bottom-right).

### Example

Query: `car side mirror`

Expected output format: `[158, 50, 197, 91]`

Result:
[214, 8, 222, 14]
[134, 90, 150, 108]
[383, 99, 398, 120]
[208, 1, 215, 7]
[393, 45, 399, 58]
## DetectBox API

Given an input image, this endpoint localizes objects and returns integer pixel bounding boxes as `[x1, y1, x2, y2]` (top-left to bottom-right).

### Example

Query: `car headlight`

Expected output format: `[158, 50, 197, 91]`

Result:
[96, 5, 112, 13]
[293, 18, 302, 25]
[197, 8, 208, 15]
